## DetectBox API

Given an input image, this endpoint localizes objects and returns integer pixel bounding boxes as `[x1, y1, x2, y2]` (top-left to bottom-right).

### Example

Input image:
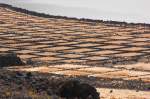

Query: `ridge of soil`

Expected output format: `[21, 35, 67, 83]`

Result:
[0, 3, 150, 27]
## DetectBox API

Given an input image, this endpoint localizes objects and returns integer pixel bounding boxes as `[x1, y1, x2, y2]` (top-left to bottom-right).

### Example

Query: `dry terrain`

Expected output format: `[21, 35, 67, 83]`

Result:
[0, 4, 150, 99]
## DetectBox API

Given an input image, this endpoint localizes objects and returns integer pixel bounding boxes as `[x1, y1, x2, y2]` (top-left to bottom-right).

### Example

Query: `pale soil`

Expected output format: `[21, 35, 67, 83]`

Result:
[114, 63, 150, 71]
[11, 64, 150, 82]
[97, 88, 150, 99]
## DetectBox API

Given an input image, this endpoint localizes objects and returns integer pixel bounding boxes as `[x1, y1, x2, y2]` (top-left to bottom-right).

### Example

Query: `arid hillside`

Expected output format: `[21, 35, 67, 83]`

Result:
[0, 4, 150, 99]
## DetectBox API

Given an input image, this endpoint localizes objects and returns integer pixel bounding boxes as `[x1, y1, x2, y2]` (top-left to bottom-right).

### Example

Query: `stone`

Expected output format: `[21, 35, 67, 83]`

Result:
[25, 72, 32, 79]
[0, 52, 24, 67]
[15, 72, 24, 77]
[58, 80, 100, 99]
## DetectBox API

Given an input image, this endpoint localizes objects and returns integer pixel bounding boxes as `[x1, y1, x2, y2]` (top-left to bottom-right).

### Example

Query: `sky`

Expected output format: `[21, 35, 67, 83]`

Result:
[0, 0, 150, 23]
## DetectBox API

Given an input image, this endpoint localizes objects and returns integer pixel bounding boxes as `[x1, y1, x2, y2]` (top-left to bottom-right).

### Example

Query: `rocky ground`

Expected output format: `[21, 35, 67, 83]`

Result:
[0, 53, 100, 99]
[0, 69, 99, 99]
[0, 53, 149, 99]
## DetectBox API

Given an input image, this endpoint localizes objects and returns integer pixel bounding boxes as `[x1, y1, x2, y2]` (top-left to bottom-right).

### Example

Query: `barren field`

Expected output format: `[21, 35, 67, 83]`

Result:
[0, 4, 150, 99]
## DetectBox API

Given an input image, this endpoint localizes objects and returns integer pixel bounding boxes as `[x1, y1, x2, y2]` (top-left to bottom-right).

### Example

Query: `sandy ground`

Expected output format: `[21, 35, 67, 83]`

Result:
[97, 88, 150, 99]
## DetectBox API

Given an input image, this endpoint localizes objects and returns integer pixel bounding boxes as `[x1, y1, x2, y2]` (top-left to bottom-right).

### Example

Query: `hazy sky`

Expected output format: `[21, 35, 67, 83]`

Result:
[0, 0, 150, 23]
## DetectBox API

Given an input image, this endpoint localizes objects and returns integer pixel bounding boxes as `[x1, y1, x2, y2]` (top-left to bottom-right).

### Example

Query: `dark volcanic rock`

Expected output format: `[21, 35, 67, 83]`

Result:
[0, 52, 24, 67]
[25, 72, 32, 79]
[58, 80, 100, 99]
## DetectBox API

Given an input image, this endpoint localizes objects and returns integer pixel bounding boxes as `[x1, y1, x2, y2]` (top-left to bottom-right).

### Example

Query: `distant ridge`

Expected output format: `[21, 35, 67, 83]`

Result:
[0, 3, 150, 27]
